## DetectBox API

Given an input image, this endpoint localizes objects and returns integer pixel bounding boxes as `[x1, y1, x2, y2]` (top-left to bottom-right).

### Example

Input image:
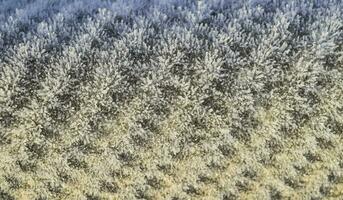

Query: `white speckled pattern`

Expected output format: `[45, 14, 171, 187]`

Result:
[0, 0, 343, 199]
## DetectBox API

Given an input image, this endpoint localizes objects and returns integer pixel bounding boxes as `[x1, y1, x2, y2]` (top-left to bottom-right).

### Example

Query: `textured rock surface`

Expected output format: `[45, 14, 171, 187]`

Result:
[0, 0, 343, 199]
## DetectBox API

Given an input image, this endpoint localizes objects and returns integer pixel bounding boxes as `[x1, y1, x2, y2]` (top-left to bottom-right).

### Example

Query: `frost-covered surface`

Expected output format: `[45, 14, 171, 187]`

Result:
[0, 0, 343, 199]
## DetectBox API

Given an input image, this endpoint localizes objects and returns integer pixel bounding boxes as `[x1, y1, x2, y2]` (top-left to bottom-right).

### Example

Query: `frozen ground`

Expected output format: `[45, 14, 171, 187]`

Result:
[0, 0, 343, 199]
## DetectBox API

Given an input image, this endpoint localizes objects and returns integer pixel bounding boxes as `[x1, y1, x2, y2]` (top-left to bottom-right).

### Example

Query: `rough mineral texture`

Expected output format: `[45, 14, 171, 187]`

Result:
[0, 0, 343, 199]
